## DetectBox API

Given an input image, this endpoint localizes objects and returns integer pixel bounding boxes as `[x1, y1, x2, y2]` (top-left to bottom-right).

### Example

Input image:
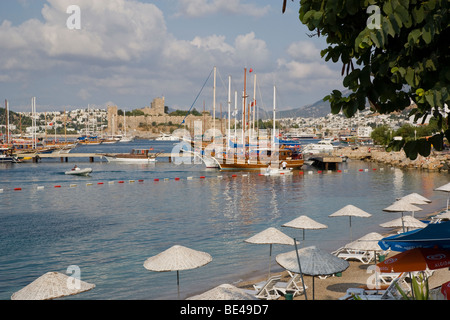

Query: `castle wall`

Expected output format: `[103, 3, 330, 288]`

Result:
[107, 97, 224, 136]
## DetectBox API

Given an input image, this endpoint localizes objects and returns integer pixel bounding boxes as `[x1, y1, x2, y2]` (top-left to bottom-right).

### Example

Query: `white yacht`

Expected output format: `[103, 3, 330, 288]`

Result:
[302, 139, 335, 154]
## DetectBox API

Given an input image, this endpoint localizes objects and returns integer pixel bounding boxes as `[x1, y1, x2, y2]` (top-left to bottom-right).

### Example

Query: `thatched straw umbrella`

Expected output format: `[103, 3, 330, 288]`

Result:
[11, 271, 95, 300]
[383, 200, 422, 232]
[380, 215, 427, 232]
[276, 246, 349, 300]
[329, 205, 372, 241]
[245, 227, 297, 279]
[186, 283, 257, 300]
[282, 215, 328, 242]
[143, 245, 212, 297]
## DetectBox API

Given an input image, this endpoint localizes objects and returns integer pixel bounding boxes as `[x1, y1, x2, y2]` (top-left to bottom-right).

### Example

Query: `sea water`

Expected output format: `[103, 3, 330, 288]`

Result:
[0, 140, 448, 300]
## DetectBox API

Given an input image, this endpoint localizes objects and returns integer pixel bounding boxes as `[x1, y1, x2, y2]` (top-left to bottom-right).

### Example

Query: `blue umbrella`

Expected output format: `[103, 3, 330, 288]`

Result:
[378, 221, 450, 252]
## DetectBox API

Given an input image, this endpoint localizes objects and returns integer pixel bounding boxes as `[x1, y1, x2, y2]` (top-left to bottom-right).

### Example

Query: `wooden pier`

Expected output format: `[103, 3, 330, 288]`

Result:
[306, 154, 343, 170]
[17, 152, 176, 163]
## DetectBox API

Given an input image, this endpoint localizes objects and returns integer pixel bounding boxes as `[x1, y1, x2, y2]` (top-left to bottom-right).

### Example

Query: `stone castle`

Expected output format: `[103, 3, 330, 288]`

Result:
[107, 97, 222, 137]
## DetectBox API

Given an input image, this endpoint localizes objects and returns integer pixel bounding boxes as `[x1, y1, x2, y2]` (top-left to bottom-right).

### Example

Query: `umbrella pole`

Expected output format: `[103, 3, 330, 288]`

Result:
[268, 244, 272, 279]
[294, 238, 308, 300]
[177, 271, 180, 299]
[349, 216, 352, 241]
[312, 276, 315, 300]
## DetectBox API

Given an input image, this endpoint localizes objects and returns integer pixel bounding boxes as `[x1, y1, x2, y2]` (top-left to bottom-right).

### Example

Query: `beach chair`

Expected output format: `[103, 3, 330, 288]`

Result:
[273, 273, 308, 297]
[378, 272, 402, 284]
[252, 275, 281, 291]
[336, 250, 374, 264]
[242, 275, 281, 300]
[339, 272, 410, 300]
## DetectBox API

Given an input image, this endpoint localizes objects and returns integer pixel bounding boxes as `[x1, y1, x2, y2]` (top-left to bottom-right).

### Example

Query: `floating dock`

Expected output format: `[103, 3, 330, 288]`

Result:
[16, 153, 176, 163]
[305, 154, 343, 170]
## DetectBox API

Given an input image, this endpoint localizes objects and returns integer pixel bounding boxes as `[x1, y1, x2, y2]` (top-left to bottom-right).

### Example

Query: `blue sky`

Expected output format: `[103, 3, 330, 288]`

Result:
[0, 0, 344, 113]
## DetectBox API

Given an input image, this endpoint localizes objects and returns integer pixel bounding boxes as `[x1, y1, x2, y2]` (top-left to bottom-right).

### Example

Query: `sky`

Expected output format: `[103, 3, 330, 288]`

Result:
[0, 0, 345, 113]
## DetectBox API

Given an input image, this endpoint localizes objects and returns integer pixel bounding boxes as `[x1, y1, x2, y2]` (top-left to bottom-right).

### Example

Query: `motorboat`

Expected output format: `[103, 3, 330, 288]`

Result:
[155, 133, 180, 141]
[119, 135, 134, 143]
[65, 167, 93, 176]
[260, 167, 293, 176]
[302, 139, 335, 154]
[104, 148, 159, 163]
[0, 147, 20, 163]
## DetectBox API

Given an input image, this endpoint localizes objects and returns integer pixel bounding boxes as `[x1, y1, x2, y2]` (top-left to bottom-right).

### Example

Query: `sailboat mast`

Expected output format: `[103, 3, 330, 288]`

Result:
[234, 91, 237, 150]
[213, 66, 216, 142]
[243, 68, 247, 136]
[5, 100, 9, 145]
[227, 75, 231, 151]
[253, 73, 256, 135]
[273, 85, 276, 152]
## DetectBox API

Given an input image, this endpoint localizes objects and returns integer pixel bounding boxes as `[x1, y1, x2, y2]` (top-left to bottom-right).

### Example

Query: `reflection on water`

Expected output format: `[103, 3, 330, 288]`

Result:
[0, 141, 449, 300]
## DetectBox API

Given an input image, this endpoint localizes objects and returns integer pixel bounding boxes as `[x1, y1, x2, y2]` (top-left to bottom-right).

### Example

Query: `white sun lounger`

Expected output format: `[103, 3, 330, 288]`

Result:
[339, 272, 411, 300]
[273, 273, 307, 297]
[242, 275, 281, 300]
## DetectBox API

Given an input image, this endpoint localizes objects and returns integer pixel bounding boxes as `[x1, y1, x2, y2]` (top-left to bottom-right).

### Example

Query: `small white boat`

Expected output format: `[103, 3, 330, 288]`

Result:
[155, 133, 179, 141]
[65, 167, 93, 176]
[260, 167, 293, 176]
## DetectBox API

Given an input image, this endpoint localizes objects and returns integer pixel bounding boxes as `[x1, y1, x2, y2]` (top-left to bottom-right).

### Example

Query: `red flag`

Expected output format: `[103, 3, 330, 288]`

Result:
[249, 68, 253, 73]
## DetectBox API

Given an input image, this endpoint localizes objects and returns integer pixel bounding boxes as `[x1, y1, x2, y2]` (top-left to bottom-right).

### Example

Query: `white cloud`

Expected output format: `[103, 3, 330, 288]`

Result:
[176, 0, 270, 18]
[191, 35, 235, 54]
[286, 41, 321, 61]
[0, 0, 338, 111]
[234, 32, 270, 67]
[277, 59, 335, 80]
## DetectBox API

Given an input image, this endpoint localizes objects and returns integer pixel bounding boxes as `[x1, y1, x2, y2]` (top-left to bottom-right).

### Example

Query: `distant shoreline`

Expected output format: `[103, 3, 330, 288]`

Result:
[335, 146, 450, 172]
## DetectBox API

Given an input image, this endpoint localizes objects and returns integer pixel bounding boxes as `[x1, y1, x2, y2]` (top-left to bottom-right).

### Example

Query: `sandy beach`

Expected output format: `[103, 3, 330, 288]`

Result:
[235, 208, 450, 300]
[236, 260, 450, 300]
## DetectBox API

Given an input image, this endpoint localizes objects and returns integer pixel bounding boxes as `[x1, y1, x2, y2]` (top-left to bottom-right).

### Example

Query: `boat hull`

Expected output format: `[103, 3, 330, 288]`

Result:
[218, 160, 303, 170]
[65, 168, 93, 176]
[260, 168, 294, 176]
[104, 156, 157, 163]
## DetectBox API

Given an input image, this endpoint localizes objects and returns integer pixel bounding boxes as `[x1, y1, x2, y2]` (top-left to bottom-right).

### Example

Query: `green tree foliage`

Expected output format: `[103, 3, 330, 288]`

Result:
[371, 124, 391, 145]
[169, 108, 202, 116]
[296, 0, 449, 159]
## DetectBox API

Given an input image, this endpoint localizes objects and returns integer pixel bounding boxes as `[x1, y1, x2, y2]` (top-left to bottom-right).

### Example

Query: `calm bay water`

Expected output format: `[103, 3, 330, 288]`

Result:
[0, 139, 449, 300]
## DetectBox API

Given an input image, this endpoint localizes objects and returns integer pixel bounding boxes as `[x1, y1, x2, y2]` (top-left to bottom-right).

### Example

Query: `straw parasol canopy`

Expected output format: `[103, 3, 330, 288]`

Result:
[276, 245, 349, 300]
[383, 200, 423, 231]
[383, 199, 422, 214]
[380, 215, 427, 231]
[435, 182, 450, 211]
[329, 205, 372, 241]
[143, 245, 212, 296]
[344, 232, 384, 252]
[186, 284, 257, 300]
[435, 211, 450, 221]
[399, 193, 431, 205]
[11, 271, 95, 300]
[282, 215, 328, 241]
[245, 227, 297, 278]
[343, 232, 386, 267]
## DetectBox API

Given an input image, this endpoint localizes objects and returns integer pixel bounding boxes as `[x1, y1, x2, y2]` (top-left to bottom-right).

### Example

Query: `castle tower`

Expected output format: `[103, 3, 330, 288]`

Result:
[107, 105, 118, 135]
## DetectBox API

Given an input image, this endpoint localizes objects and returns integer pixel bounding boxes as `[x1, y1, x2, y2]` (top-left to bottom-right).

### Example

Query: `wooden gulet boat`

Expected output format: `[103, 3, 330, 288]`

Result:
[103, 148, 160, 163]
[212, 68, 304, 170]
